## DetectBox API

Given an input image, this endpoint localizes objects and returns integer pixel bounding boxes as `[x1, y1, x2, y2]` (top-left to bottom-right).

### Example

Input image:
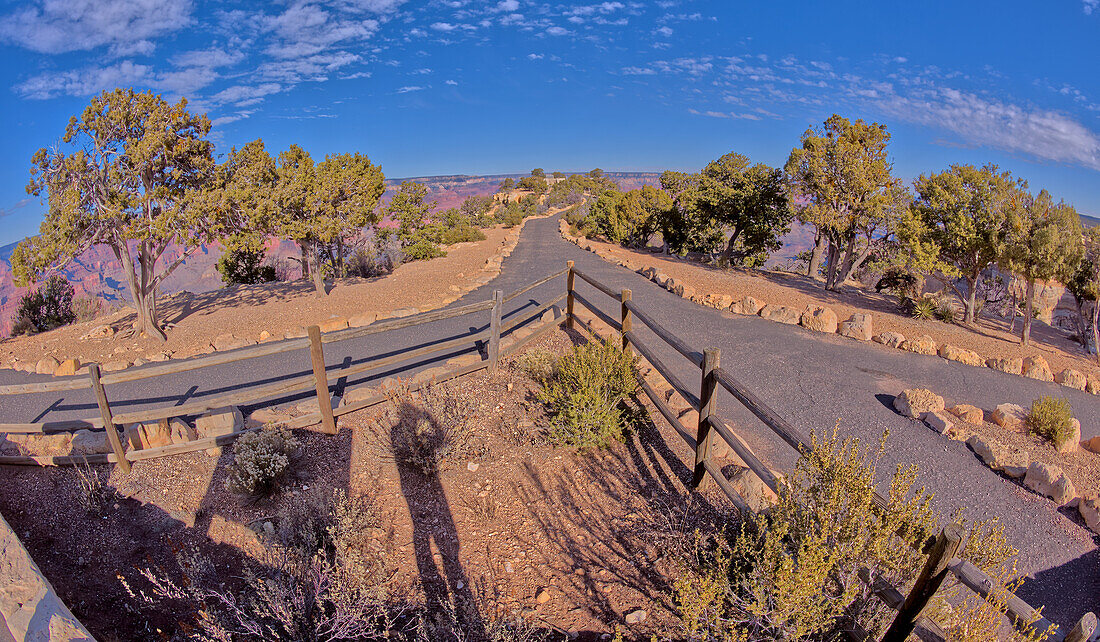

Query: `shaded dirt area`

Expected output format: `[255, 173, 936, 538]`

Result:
[0, 329, 736, 641]
[0, 225, 515, 370]
[583, 238, 1100, 380]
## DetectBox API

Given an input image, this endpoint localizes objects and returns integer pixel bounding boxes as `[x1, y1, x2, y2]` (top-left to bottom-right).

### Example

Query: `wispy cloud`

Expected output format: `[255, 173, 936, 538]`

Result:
[1084, 0, 1099, 14]
[0, 0, 192, 54]
[396, 85, 425, 93]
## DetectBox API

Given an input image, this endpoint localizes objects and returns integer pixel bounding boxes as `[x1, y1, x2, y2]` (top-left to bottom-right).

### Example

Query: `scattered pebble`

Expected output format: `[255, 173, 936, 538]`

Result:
[467, 462, 479, 472]
[536, 588, 551, 604]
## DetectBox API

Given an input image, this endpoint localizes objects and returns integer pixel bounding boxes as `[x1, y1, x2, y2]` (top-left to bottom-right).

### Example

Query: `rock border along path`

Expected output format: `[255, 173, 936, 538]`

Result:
[3, 212, 1100, 627]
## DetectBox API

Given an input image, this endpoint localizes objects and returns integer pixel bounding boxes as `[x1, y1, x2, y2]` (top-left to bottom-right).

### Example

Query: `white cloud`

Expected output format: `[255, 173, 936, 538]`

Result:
[528, 53, 544, 59]
[396, 85, 425, 93]
[496, 0, 520, 11]
[445, 79, 458, 85]
[211, 83, 283, 106]
[621, 66, 655, 75]
[171, 47, 245, 69]
[654, 26, 673, 37]
[546, 25, 571, 36]
[16, 61, 153, 99]
[0, 0, 192, 54]
[1084, 0, 1099, 14]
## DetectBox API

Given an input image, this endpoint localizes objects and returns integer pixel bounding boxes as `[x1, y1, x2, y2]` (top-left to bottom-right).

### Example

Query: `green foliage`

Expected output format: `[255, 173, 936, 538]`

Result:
[517, 175, 548, 194]
[383, 181, 446, 260]
[536, 339, 637, 450]
[498, 177, 515, 192]
[403, 238, 447, 261]
[901, 164, 1025, 323]
[224, 427, 300, 498]
[217, 236, 276, 285]
[499, 201, 525, 227]
[14, 88, 219, 339]
[1026, 396, 1076, 450]
[935, 302, 958, 323]
[439, 225, 486, 245]
[594, 185, 673, 248]
[874, 267, 919, 299]
[10, 275, 75, 336]
[72, 295, 109, 322]
[785, 114, 908, 290]
[911, 296, 938, 320]
[460, 195, 496, 227]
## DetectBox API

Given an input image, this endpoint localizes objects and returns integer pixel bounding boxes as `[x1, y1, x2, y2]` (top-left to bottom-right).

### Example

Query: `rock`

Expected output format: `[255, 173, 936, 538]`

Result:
[759, 304, 800, 325]
[938, 345, 983, 367]
[893, 388, 945, 418]
[1080, 496, 1100, 535]
[1009, 278, 1064, 324]
[991, 403, 1027, 431]
[82, 324, 115, 339]
[145, 351, 171, 362]
[654, 273, 671, 287]
[1057, 419, 1081, 454]
[986, 357, 1023, 376]
[838, 314, 873, 341]
[54, 358, 81, 376]
[319, 317, 349, 333]
[624, 609, 647, 624]
[730, 296, 763, 315]
[196, 407, 244, 439]
[1054, 368, 1088, 391]
[1021, 356, 1053, 382]
[285, 326, 309, 339]
[169, 418, 198, 444]
[966, 436, 1028, 475]
[536, 589, 551, 604]
[800, 306, 838, 333]
[922, 411, 954, 434]
[1023, 462, 1076, 505]
[672, 283, 696, 300]
[349, 313, 377, 328]
[341, 386, 379, 407]
[873, 332, 905, 348]
[712, 294, 734, 310]
[206, 446, 223, 458]
[1087, 375, 1100, 395]
[258, 330, 273, 342]
[249, 408, 284, 425]
[467, 462, 479, 472]
[102, 359, 130, 372]
[540, 308, 557, 323]
[949, 404, 984, 424]
[1082, 436, 1100, 455]
[900, 335, 936, 356]
[142, 420, 173, 449]
[70, 429, 113, 455]
[212, 333, 254, 351]
[35, 356, 60, 375]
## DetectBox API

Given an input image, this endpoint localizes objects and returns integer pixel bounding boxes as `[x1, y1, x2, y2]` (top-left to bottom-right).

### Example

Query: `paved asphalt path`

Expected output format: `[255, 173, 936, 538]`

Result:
[2, 213, 1098, 626]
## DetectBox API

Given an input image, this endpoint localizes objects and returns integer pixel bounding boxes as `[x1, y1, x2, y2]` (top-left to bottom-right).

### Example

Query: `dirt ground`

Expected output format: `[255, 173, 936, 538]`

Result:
[583, 239, 1100, 380]
[0, 329, 735, 641]
[0, 225, 516, 371]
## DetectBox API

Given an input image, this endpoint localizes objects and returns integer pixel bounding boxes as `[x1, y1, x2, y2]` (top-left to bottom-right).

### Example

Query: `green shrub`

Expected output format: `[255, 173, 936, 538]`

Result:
[403, 238, 447, 261]
[440, 225, 486, 245]
[911, 296, 937, 320]
[217, 243, 276, 285]
[225, 427, 300, 498]
[537, 339, 637, 450]
[11, 275, 75, 336]
[1026, 396, 1076, 449]
[935, 302, 958, 323]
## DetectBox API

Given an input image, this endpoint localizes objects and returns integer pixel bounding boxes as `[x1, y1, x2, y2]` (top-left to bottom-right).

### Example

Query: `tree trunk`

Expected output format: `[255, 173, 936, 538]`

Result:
[117, 243, 167, 342]
[1073, 297, 1090, 349]
[964, 272, 979, 325]
[1092, 298, 1099, 365]
[1022, 278, 1035, 346]
[721, 228, 743, 265]
[807, 227, 826, 278]
[1007, 290, 1018, 333]
[336, 238, 345, 278]
[308, 241, 327, 296]
[834, 231, 871, 289]
[300, 243, 310, 281]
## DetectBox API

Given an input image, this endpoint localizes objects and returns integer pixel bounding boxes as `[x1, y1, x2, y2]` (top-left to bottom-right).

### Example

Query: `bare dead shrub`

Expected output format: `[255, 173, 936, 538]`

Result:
[73, 459, 114, 516]
[389, 384, 482, 477]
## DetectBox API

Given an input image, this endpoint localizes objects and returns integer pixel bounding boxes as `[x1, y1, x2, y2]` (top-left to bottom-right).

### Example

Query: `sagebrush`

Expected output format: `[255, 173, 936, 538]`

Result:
[10, 275, 75, 336]
[536, 339, 637, 449]
[1026, 396, 1076, 450]
[224, 427, 300, 497]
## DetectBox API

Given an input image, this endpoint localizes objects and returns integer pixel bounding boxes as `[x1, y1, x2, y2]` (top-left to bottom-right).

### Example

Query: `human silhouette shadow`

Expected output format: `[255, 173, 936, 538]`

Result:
[390, 397, 486, 638]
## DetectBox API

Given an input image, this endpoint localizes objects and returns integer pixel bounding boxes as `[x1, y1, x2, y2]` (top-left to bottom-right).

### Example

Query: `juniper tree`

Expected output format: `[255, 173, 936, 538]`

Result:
[13, 88, 219, 341]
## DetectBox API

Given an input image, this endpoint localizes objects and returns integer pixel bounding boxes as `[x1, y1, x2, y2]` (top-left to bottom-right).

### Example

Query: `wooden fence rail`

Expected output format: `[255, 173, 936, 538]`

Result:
[0, 271, 568, 467]
[562, 261, 1096, 642]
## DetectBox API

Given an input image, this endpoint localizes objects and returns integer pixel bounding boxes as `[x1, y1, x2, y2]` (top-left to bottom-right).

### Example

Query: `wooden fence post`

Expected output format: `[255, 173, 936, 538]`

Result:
[307, 325, 338, 435]
[620, 288, 632, 354]
[882, 524, 965, 642]
[1065, 612, 1097, 642]
[692, 348, 720, 489]
[488, 289, 503, 371]
[87, 363, 130, 473]
[566, 261, 575, 329]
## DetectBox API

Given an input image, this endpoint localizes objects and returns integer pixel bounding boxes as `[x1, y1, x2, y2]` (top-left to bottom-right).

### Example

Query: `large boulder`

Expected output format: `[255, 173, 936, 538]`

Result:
[1057, 419, 1081, 454]
[990, 403, 1027, 431]
[1087, 375, 1100, 395]
[873, 331, 905, 348]
[349, 313, 377, 328]
[838, 314, 873, 341]
[730, 296, 763, 315]
[966, 436, 1029, 477]
[212, 334, 255, 352]
[986, 357, 1023, 375]
[1021, 356, 1053, 382]
[126, 420, 173, 450]
[1083, 436, 1100, 455]
[938, 345, 983, 367]
[170, 418, 198, 445]
[196, 406, 244, 439]
[54, 358, 82, 377]
[35, 356, 60, 375]
[894, 388, 945, 418]
[759, 304, 801, 325]
[1080, 496, 1100, 535]
[70, 429, 114, 455]
[949, 404, 984, 424]
[1009, 277, 1064, 324]
[1054, 368, 1088, 391]
[319, 317, 349, 333]
[900, 335, 937, 356]
[800, 306, 838, 333]
[672, 282, 697, 300]
[1023, 462, 1076, 505]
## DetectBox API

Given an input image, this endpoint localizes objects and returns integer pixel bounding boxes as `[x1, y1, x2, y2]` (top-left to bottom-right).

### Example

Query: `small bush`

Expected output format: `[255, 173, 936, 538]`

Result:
[875, 268, 919, 299]
[440, 225, 486, 245]
[72, 295, 109, 322]
[910, 296, 938, 320]
[217, 243, 276, 285]
[403, 238, 447, 262]
[224, 427, 300, 498]
[501, 206, 524, 228]
[1026, 396, 1076, 449]
[935, 302, 958, 323]
[11, 275, 75, 336]
[390, 384, 481, 477]
[537, 339, 637, 450]
[74, 461, 115, 516]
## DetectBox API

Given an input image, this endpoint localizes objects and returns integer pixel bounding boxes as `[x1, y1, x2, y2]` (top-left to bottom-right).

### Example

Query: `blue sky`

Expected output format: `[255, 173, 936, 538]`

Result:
[1, 0, 1099, 245]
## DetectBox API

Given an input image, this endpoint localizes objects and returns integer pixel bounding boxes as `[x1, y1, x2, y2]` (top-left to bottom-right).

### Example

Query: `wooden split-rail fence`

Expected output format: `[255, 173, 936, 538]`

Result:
[562, 260, 1098, 642]
[0, 268, 569, 472]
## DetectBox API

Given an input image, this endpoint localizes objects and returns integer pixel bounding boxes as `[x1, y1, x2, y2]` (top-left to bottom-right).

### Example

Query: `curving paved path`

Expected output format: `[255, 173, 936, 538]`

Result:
[1, 213, 1098, 626]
